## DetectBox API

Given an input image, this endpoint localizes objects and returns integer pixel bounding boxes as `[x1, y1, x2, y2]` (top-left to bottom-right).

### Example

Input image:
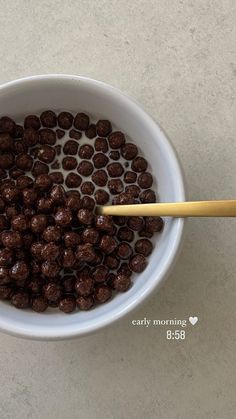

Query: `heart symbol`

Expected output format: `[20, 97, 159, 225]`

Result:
[189, 316, 198, 326]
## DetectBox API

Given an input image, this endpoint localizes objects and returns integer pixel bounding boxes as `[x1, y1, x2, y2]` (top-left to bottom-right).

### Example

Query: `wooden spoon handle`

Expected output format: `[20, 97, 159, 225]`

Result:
[97, 200, 236, 217]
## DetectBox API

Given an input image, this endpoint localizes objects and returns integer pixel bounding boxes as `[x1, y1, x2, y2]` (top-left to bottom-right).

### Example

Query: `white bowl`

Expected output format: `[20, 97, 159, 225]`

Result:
[0, 75, 186, 340]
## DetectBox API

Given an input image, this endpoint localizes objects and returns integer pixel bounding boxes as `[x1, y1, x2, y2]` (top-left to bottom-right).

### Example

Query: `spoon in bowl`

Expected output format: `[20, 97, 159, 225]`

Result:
[97, 200, 236, 217]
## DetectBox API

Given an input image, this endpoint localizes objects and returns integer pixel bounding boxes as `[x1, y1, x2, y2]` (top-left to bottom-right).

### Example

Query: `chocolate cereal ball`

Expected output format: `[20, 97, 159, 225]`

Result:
[15, 153, 33, 170]
[64, 231, 81, 248]
[127, 216, 144, 231]
[92, 265, 108, 283]
[118, 263, 132, 277]
[0, 116, 16, 135]
[107, 162, 124, 177]
[129, 254, 147, 273]
[76, 295, 94, 310]
[81, 228, 99, 245]
[43, 226, 61, 243]
[32, 161, 49, 176]
[92, 170, 108, 187]
[40, 110, 57, 128]
[99, 235, 117, 254]
[109, 151, 120, 161]
[63, 140, 78, 155]
[113, 274, 131, 292]
[77, 209, 94, 225]
[75, 243, 96, 263]
[11, 214, 28, 232]
[30, 215, 48, 233]
[94, 286, 112, 303]
[37, 197, 54, 213]
[41, 242, 60, 261]
[0, 153, 14, 170]
[11, 291, 29, 309]
[131, 156, 148, 172]
[121, 143, 138, 160]
[49, 172, 64, 184]
[56, 129, 65, 139]
[74, 112, 89, 131]
[38, 145, 56, 164]
[85, 124, 97, 139]
[23, 128, 39, 147]
[30, 241, 44, 260]
[79, 144, 94, 159]
[14, 124, 24, 138]
[117, 242, 132, 259]
[94, 190, 109, 205]
[75, 277, 94, 297]
[92, 153, 108, 169]
[39, 128, 56, 145]
[117, 227, 134, 242]
[95, 215, 113, 232]
[0, 285, 13, 300]
[9, 261, 29, 281]
[62, 156, 77, 171]
[108, 131, 125, 149]
[69, 129, 82, 140]
[104, 254, 119, 269]
[95, 137, 108, 153]
[50, 185, 66, 204]
[0, 248, 13, 267]
[74, 112, 89, 130]
[16, 175, 33, 190]
[22, 188, 38, 206]
[65, 173, 82, 188]
[77, 161, 93, 176]
[59, 297, 76, 313]
[96, 120, 112, 137]
[2, 186, 19, 203]
[32, 296, 48, 312]
[112, 192, 135, 205]
[125, 185, 141, 198]
[0, 179, 15, 193]
[0, 133, 14, 152]
[43, 282, 62, 300]
[58, 112, 73, 130]
[1, 231, 22, 249]
[139, 189, 156, 203]
[35, 174, 52, 191]
[80, 181, 95, 195]
[55, 208, 72, 227]
[138, 172, 153, 189]
[135, 238, 153, 256]
[108, 179, 123, 195]
[42, 262, 61, 278]
[65, 191, 81, 211]
[145, 216, 164, 233]
[61, 248, 75, 268]
[24, 114, 41, 130]
[5, 205, 20, 220]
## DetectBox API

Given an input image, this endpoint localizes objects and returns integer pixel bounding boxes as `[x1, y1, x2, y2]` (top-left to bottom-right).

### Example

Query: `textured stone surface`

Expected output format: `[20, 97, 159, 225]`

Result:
[0, 0, 236, 418]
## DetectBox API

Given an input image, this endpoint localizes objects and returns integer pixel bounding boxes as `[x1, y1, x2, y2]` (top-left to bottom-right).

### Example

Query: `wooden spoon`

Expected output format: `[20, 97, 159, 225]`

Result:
[97, 200, 236, 217]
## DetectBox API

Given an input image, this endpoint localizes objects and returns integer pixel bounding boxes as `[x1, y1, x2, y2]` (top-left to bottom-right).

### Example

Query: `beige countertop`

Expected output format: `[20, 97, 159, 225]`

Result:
[0, 1, 235, 418]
